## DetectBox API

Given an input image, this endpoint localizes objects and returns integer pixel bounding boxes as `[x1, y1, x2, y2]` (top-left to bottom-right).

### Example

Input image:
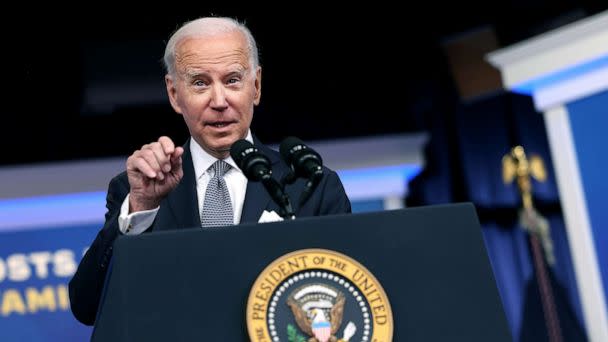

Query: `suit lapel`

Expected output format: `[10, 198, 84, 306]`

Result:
[166, 139, 201, 229]
[240, 181, 271, 224]
[239, 137, 287, 224]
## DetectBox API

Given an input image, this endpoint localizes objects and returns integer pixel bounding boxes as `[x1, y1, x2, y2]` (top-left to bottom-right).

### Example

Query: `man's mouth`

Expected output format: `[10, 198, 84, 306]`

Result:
[207, 121, 236, 128]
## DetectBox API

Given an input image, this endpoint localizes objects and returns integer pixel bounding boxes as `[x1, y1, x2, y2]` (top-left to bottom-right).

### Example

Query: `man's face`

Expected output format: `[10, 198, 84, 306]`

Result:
[165, 31, 261, 158]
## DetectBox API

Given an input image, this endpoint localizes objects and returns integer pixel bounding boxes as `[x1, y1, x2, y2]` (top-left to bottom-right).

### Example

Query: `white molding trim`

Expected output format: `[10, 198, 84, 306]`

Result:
[0, 158, 126, 199]
[271, 133, 428, 171]
[544, 106, 608, 342]
[534, 66, 608, 111]
[486, 11, 608, 88]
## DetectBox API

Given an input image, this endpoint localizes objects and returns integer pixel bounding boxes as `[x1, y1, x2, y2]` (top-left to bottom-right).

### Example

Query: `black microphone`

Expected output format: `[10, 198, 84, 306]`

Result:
[279, 136, 323, 179]
[230, 139, 295, 219]
[230, 139, 272, 181]
[279, 137, 324, 206]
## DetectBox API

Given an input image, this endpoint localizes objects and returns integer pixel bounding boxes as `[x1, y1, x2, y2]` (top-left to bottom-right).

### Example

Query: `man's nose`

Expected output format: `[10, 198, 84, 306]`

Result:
[210, 85, 228, 111]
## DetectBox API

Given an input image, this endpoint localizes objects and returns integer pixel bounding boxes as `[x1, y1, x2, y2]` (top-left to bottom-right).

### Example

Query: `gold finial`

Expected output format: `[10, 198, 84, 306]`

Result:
[502, 146, 554, 265]
[502, 145, 547, 209]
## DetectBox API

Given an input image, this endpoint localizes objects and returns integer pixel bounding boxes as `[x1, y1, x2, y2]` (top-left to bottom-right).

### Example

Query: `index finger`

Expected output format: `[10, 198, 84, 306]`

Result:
[158, 136, 175, 155]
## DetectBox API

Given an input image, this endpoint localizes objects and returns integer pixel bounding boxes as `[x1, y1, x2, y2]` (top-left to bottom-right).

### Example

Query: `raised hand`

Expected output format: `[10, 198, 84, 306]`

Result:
[126, 136, 184, 212]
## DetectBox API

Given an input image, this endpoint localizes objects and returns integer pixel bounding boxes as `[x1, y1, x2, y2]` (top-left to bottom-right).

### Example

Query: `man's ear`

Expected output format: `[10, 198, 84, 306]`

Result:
[253, 66, 262, 106]
[165, 74, 183, 114]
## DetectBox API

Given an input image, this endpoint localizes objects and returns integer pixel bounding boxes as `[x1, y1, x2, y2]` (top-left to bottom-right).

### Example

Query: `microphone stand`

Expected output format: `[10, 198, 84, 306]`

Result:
[276, 168, 323, 215]
[298, 172, 323, 207]
[262, 174, 295, 220]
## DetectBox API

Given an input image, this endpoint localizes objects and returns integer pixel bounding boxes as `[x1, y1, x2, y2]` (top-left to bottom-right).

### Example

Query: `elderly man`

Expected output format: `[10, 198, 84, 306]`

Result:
[69, 16, 351, 325]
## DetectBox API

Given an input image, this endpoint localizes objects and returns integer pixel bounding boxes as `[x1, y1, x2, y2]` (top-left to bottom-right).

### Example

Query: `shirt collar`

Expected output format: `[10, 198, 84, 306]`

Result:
[190, 129, 253, 180]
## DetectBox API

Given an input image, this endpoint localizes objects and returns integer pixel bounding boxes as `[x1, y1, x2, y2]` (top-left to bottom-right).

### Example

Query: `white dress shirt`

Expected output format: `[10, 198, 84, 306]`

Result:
[118, 131, 252, 235]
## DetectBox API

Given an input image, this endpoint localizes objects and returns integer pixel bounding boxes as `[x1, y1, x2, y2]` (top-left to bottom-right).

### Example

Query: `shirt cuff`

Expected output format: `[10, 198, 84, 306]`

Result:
[118, 193, 160, 235]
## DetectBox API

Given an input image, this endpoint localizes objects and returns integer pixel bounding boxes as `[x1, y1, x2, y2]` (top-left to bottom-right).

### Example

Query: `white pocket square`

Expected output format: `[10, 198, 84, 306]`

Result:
[258, 210, 284, 223]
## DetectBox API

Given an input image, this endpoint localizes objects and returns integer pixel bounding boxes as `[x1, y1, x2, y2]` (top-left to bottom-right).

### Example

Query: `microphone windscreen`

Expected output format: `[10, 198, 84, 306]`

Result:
[279, 136, 305, 164]
[230, 139, 256, 170]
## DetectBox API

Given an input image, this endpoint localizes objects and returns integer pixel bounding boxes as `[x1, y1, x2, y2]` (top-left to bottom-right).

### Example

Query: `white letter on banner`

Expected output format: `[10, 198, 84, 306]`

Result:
[54, 249, 77, 277]
[29, 252, 52, 279]
[7, 254, 30, 282]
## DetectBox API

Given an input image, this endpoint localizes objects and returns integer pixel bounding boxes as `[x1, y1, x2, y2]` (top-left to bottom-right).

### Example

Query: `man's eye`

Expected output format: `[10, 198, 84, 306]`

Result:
[227, 78, 240, 84]
[193, 80, 207, 87]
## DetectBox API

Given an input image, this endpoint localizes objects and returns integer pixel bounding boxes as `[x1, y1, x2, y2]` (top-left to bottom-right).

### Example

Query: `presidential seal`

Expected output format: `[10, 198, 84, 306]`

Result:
[246, 249, 393, 342]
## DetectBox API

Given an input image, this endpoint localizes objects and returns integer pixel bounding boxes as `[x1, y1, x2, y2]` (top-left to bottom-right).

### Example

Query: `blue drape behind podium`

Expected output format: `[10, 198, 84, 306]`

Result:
[407, 92, 586, 341]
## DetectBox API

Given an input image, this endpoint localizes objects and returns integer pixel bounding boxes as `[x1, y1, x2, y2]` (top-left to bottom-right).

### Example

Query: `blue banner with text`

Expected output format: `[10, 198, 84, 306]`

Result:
[0, 224, 99, 341]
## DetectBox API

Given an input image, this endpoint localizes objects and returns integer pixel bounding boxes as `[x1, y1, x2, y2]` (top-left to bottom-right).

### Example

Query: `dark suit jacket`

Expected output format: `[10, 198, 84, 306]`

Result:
[68, 138, 351, 325]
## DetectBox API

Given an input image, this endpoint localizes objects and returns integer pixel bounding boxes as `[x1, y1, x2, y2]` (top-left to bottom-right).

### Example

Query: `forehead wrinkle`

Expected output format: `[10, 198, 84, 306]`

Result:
[175, 44, 250, 73]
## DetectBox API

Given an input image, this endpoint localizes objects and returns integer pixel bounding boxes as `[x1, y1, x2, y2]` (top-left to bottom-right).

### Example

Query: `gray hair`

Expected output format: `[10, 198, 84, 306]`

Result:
[163, 17, 259, 76]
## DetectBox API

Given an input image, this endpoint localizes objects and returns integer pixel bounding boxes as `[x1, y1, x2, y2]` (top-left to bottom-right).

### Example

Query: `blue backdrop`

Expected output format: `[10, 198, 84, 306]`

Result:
[0, 224, 98, 341]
